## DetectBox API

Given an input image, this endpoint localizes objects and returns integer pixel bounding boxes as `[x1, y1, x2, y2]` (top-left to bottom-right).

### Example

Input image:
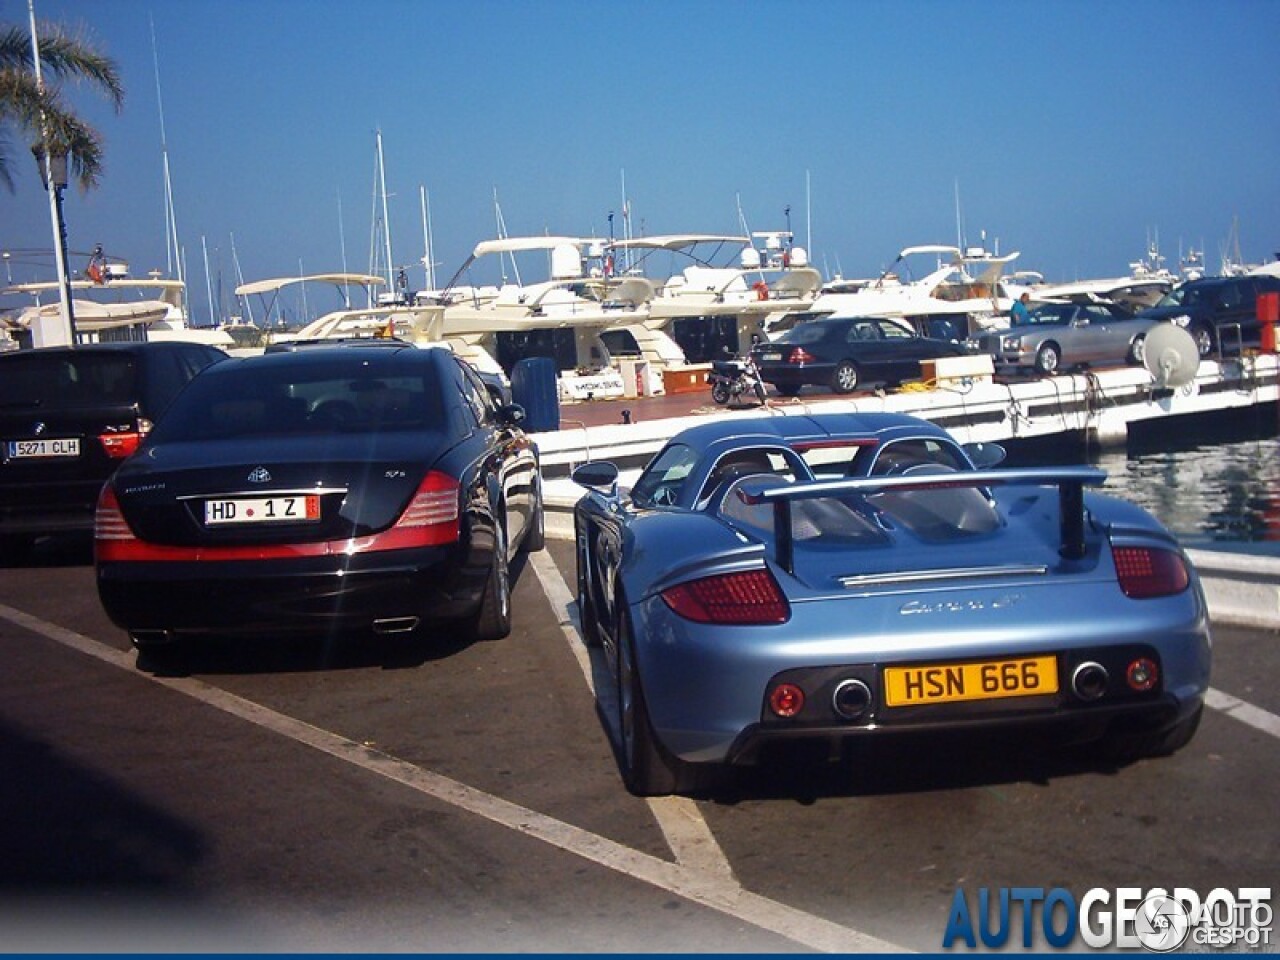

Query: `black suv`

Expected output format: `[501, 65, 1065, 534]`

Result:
[1135, 273, 1280, 358]
[0, 341, 227, 557]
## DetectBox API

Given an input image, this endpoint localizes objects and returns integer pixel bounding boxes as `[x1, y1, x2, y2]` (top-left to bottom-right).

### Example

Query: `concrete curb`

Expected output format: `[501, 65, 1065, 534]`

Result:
[1187, 549, 1280, 631]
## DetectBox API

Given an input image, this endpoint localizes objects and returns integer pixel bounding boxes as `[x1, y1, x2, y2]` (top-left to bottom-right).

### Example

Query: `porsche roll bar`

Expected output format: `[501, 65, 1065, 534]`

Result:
[736, 467, 1107, 574]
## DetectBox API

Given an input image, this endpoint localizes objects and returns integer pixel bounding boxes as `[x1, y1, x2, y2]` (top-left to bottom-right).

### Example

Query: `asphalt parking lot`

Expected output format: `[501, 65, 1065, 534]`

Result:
[1, 532, 1276, 953]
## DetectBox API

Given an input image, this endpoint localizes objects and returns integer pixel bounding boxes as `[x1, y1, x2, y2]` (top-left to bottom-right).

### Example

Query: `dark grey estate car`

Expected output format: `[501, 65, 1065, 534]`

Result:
[1134, 273, 1280, 358]
[0, 341, 227, 558]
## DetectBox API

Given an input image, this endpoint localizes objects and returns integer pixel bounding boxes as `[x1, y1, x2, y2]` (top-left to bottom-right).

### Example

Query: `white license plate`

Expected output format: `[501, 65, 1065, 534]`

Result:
[204, 495, 321, 525]
[7, 438, 80, 459]
[759, 352, 782, 361]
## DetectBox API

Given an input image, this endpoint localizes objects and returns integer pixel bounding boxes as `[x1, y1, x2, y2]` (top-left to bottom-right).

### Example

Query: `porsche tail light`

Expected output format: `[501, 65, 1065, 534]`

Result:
[98, 418, 152, 459]
[660, 569, 789, 624]
[1112, 546, 1190, 599]
[788, 348, 816, 365]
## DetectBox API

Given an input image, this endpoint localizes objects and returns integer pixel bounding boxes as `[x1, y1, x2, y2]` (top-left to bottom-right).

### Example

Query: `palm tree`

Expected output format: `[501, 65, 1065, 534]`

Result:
[0, 19, 124, 193]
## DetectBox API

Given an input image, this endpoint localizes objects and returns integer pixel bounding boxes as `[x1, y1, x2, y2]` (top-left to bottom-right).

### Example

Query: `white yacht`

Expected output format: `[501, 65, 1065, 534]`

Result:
[2, 261, 233, 348]
[610, 232, 823, 361]
[806, 244, 1020, 342]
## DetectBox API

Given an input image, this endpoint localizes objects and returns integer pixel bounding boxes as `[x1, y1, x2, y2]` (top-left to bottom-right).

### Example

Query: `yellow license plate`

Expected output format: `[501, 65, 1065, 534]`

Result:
[884, 655, 1058, 707]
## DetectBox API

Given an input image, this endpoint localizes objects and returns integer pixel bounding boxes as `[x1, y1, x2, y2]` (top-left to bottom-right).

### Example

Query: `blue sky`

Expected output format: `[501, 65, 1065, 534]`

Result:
[3, 0, 1279, 326]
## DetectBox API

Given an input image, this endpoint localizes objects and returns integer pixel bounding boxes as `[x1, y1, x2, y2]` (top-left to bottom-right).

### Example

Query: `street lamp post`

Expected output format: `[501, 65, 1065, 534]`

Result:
[32, 142, 78, 346]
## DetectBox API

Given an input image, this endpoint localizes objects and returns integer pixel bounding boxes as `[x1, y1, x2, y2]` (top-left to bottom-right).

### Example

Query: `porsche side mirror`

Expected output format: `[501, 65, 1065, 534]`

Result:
[572, 461, 619, 495]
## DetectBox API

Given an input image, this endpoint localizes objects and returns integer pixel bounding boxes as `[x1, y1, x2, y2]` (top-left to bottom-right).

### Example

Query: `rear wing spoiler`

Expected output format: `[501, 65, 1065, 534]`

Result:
[737, 466, 1107, 572]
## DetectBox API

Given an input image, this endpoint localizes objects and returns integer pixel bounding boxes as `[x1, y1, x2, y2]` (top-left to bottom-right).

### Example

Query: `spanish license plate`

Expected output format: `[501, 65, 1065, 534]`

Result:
[6, 438, 80, 459]
[760, 352, 782, 361]
[883, 655, 1058, 707]
[204, 494, 321, 526]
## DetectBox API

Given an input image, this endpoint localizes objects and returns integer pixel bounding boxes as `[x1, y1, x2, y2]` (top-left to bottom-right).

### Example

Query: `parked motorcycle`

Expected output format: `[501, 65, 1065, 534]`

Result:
[709, 354, 768, 406]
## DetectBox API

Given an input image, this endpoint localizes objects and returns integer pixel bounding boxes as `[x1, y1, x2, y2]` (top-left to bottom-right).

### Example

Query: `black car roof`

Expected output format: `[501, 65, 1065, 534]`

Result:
[218, 342, 430, 371]
[0, 340, 203, 359]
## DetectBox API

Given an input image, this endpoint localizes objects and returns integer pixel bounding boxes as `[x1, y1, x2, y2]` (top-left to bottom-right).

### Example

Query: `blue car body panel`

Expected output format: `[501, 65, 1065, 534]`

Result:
[573, 411, 1211, 775]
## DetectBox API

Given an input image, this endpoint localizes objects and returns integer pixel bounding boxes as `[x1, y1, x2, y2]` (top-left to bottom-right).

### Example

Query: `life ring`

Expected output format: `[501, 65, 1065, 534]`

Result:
[753, 281, 769, 301]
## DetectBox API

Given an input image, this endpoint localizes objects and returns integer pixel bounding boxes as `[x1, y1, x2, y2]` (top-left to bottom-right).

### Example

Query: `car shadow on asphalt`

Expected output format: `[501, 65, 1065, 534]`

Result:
[702, 731, 1127, 806]
[134, 552, 535, 677]
[0, 532, 94, 569]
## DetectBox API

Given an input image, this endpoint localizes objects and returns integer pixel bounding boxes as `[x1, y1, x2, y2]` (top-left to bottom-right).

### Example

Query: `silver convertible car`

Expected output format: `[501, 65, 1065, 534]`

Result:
[572, 412, 1210, 795]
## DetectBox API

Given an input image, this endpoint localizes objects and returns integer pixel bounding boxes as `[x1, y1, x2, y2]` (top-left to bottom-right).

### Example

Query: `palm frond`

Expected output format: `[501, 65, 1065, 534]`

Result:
[0, 19, 121, 193]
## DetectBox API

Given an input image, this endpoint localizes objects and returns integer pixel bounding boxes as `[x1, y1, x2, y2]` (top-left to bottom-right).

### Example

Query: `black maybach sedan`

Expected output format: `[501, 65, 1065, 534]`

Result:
[95, 343, 543, 652]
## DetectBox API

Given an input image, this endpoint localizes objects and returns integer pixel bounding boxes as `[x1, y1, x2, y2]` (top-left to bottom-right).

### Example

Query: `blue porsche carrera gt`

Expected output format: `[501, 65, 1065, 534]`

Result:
[571, 412, 1211, 796]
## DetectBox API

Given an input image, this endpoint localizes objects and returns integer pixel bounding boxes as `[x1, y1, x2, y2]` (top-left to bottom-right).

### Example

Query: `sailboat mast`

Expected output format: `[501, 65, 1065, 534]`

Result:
[337, 189, 351, 308]
[230, 233, 254, 325]
[151, 17, 183, 289]
[420, 185, 435, 291]
[805, 169, 812, 258]
[376, 129, 394, 294]
[620, 168, 630, 273]
[201, 235, 215, 325]
[493, 189, 520, 286]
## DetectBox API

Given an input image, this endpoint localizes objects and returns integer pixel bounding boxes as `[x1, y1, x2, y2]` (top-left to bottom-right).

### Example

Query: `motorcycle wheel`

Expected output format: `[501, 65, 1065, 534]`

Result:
[710, 381, 731, 405]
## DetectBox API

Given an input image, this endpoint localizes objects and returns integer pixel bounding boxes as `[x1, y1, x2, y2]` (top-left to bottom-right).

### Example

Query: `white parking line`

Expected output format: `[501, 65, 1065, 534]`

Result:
[0, 599, 905, 953]
[527, 549, 741, 881]
[1204, 687, 1280, 739]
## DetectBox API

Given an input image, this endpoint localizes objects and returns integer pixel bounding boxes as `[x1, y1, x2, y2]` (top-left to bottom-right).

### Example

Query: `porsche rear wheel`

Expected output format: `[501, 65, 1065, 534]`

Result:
[617, 608, 683, 796]
[471, 521, 512, 641]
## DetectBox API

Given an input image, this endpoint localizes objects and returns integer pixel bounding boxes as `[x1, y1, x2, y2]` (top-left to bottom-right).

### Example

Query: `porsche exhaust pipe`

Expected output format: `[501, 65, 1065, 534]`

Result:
[373, 616, 420, 635]
[832, 678, 873, 721]
[1071, 662, 1109, 701]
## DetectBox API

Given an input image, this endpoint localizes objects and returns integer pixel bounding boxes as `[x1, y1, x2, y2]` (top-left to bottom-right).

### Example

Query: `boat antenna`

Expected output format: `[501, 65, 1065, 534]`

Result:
[150, 16, 183, 289]
[954, 179, 965, 252]
[736, 192, 752, 240]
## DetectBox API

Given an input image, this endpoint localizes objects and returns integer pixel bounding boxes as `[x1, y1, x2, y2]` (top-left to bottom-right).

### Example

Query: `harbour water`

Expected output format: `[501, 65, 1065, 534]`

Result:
[1010, 410, 1280, 556]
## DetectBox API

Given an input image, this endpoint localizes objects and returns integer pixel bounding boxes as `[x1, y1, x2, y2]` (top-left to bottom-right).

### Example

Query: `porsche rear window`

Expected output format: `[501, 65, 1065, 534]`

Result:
[720, 478, 1000, 547]
[0, 352, 137, 408]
